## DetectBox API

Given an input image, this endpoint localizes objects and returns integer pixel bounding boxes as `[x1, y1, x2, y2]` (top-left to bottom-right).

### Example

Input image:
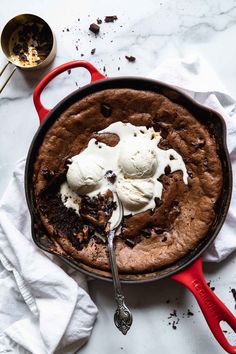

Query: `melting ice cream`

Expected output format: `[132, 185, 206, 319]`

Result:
[60, 122, 188, 218]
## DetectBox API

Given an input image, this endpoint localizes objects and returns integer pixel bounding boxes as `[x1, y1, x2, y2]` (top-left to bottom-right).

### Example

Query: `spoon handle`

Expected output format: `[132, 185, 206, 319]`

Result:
[108, 230, 133, 335]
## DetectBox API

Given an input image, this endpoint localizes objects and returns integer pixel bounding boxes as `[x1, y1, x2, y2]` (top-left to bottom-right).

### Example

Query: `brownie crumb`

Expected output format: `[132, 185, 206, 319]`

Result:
[89, 23, 100, 34]
[101, 103, 112, 117]
[91, 48, 96, 55]
[125, 55, 136, 62]
[172, 321, 177, 330]
[231, 288, 236, 308]
[104, 15, 118, 23]
[67, 69, 71, 75]
[118, 66, 120, 71]
[66, 28, 70, 32]
[97, 18, 102, 24]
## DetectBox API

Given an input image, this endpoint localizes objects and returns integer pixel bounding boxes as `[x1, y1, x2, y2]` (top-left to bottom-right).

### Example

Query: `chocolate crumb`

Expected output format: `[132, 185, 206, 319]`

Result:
[231, 288, 236, 302]
[125, 55, 136, 62]
[101, 103, 112, 117]
[118, 66, 120, 71]
[91, 48, 96, 55]
[125, 238, 136, 248]
[67, 69, 71, 75]
[105, 170, 117, 184]
[164, 165, 171, 175]
[154, 197, 162, 208]
[97, 18, 102, 24]
[172, 321, 177, 330]
[81, 53, 84, 57]
[103, 66, 106, 73]
[89, 23, 100, 34]
[187, 309, 194, 317]
[104, 15, 118, 23]
[66, 28, 70, 32]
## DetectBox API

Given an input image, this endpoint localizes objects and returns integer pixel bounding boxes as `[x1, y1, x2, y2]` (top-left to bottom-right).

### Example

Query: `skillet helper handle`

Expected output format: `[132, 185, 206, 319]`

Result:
[171, 257, 236, 354]
[33, 60, 105, 124]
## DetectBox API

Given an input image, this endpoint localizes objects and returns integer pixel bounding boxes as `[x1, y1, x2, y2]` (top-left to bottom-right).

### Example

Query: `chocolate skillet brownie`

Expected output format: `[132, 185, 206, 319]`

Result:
[33, 89, 223, 273]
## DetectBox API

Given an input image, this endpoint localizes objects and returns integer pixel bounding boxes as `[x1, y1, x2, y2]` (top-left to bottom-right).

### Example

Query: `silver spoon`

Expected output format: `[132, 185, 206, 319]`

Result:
[107, 194, 133, 335]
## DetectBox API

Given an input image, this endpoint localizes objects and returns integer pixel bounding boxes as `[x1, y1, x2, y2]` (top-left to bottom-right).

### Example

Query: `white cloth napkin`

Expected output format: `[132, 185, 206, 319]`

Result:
[0, 56, 236, 354]
[0, 159, 98, 354]
[149, 56, 236, 262]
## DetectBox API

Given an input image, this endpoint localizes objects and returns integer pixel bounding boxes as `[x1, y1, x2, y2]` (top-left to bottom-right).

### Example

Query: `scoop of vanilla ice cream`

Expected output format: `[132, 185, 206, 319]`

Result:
[67, 155, 104, 195]
[116, 177, 154, 210]
[118, 137, 158, 178]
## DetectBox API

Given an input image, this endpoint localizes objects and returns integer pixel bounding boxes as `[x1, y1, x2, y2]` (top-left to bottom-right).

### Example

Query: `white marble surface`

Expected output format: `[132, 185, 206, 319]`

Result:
[0, 0, 236, 353]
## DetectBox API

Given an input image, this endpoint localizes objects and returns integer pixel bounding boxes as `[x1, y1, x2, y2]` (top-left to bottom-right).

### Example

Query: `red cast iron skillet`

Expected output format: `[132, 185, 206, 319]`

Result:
[25, 61, 236, 353]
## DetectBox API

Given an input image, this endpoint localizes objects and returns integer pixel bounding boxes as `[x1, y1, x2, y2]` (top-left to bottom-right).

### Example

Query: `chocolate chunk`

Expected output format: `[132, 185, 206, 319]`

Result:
[12, 43, 22, 55]
[154, 197, 162, 208]
[41, 168, 55, 180]
[89, 23, 100, 34]
[170, 155, 175, 160]
[91, 48, 96, 55]
[154, 226, 164, 234]
[125, 238, 136, 248]
[97, 18, 102, 24]
[19, 52, 27, 62]
[101, 103, 112, 117]
[141, 228, 152, 237]
[105, 170, 117, 184]
[125, 55, 136, 62]
[164, 165, 171, 175]
[104, 15, 118, 23]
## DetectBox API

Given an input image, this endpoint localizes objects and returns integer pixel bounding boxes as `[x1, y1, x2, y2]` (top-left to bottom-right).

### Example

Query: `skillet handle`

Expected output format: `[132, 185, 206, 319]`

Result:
[33, 60, 105, 124]
[171, 257, 236, 353]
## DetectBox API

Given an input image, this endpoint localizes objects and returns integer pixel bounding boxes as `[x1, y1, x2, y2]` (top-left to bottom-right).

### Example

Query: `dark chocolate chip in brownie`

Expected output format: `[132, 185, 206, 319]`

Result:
[41, 168, 55, 180]
[125, 238, 136, 248]
[101, 103, 112, 117]
[154, 197, 163, 208]
[164, 165, 171, 175]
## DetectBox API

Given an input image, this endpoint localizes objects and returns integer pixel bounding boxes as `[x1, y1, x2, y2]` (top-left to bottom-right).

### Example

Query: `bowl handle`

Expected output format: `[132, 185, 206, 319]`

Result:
[33, 60, 105, 124]
[171, 257, 236, 353]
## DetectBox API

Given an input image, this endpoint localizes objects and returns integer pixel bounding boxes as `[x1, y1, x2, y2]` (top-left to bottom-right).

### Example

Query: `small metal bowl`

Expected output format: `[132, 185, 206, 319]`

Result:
[0, 13, 56, 93]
